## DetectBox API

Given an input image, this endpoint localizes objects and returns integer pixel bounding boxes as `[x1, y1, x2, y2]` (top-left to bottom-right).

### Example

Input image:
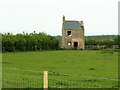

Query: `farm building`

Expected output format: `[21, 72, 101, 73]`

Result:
[61, 16, 85, 49]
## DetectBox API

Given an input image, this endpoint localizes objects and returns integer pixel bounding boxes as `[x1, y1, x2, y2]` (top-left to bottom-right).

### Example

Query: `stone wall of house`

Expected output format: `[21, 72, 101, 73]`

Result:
[62, 29, 85, 49]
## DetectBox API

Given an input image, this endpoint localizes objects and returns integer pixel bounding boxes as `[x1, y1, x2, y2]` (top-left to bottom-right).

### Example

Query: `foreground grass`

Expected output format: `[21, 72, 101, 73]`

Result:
[2, 50, 118, 88]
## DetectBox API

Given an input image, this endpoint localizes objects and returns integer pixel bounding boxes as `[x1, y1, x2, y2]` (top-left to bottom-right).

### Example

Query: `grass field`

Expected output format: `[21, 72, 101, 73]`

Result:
[2, 50, 118, 88]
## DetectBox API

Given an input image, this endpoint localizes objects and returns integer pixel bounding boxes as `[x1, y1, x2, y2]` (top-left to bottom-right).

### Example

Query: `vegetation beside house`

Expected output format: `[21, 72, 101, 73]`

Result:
[1, 32, 60, 52]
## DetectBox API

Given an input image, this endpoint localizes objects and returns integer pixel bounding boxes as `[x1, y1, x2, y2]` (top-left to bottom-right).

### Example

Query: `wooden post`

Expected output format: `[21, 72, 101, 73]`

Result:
[44, 71, 48, 90]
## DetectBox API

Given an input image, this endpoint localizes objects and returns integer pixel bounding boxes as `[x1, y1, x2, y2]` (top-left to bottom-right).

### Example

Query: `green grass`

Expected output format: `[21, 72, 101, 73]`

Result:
[2, 50, 118, 88]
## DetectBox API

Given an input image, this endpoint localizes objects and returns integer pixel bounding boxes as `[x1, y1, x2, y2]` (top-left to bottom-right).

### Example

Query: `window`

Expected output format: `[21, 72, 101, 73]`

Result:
[67, 42, 71, 46]
[67, 31, 71, 36]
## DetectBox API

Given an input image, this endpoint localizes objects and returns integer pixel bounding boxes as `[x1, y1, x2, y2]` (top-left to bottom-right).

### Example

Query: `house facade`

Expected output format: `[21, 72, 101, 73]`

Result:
[62, 16, 85, 49]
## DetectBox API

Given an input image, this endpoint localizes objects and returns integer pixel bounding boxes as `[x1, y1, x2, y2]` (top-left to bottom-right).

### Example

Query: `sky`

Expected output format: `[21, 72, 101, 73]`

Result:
[0, 0, 119, 36]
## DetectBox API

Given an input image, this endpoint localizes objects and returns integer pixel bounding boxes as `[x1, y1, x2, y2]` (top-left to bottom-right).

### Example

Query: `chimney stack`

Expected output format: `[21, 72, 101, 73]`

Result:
[63, 15, 65, 22]
[80, 21, 84, 25]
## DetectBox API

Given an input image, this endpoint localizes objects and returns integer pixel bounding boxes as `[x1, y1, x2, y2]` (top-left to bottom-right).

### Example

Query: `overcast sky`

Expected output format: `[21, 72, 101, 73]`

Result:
[0, 0, 119, 36]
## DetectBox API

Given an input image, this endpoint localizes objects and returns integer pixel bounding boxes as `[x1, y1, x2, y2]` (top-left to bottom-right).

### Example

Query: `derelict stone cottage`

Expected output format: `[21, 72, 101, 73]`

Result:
[61, 16, 85, 49]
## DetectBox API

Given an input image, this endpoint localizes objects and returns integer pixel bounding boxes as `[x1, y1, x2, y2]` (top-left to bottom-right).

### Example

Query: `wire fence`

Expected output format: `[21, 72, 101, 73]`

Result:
[2, 67, 118, 88]
[48, 71, 118, 88]
[2, 67, 43, 88]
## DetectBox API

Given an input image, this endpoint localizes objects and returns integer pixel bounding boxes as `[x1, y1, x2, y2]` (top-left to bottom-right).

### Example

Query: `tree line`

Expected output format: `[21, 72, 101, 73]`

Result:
[2, 32, 60, 52]
[85, 35, 120, 47]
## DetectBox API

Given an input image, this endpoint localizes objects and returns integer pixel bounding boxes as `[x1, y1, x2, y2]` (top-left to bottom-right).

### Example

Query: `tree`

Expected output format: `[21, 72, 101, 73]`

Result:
[114, 35, 120, 48]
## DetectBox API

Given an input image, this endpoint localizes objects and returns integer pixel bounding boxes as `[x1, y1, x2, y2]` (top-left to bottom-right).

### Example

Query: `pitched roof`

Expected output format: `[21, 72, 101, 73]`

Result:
[63, 21, 82, 30]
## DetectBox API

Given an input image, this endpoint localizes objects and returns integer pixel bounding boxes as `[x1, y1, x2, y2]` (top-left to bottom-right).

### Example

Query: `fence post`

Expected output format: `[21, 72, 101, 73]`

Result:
[44, 71, 48, 90]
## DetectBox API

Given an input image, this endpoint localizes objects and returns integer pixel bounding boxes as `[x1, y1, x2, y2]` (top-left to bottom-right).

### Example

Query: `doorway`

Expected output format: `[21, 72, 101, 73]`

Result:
[74, 42, 78, 49]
